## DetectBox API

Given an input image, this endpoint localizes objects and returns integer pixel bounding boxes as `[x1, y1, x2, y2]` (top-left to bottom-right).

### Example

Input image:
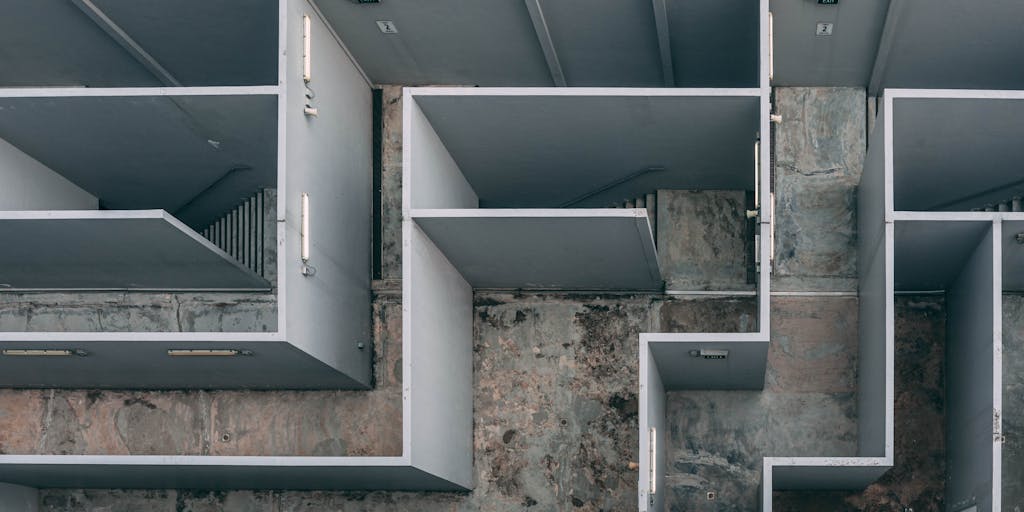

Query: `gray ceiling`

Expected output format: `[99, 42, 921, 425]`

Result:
[770, 0, 888, 86]
[318, 0, 759, 87]
[414, 213, 661, 290]
[877, 0, 1024, 90]
[892, 98, 1024, 212]
[1004, 219, 1024, 292]
[653, 340, 768, 390]
[894, 220, 989, 291]
[416, 93, 760, 208]
[0, 212, 268, 289]
[322, 0, 1024, 90]
[0, 0, 277, 87]
[5, 0, 1023, 90]
[0, 94, 278, 228]
[895, 218, 1024, 291]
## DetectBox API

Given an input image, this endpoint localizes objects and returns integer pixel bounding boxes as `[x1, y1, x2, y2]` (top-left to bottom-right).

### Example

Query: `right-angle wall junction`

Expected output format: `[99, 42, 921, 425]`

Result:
[762, 89, 1023, 512]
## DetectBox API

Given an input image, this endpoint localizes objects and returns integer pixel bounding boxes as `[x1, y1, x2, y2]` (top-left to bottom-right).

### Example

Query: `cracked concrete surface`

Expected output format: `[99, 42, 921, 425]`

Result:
[656, 190, 752, 291]
[0, 87, 960, 511]
[1003, 295, 1024, 508]
[773, 88, 865, 293]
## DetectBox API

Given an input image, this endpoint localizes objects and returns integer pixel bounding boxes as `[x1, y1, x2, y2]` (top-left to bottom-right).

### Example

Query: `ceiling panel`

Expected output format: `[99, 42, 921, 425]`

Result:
[0, 0, 158, 87]
[317, 0, 551, 86]
[416, 93, 760, 208]
[0, 94, 277, 228]
[892, 97, 1024, 212]
[879, 0, 1024, 90]
[414, 211, 661, 290]
[539, 0, 663, 86]
[91, 0, 279, 86]
[894, 219, 989, 291]
[770, 0, 888, 86]
[0, 0, 277, 87]
[669, 0, 761, 87]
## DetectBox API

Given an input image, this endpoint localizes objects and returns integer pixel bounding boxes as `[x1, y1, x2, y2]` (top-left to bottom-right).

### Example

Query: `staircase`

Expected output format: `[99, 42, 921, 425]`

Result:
[200, 189, 270, 276]
[610, 192, 658, 242]
[973, 196, 1023, 212]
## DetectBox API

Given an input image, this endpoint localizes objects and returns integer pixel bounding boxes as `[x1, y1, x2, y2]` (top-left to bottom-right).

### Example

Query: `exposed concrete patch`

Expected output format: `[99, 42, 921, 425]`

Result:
[774, 295, 947, 511]
[0, 297, 403, 458]
[773, 88, 865, 292]
[380, 85, 404, 280]
[656, 190, 751, 291]
[0, 292, 276, 333]
[665, 297, 858, 511]
[472, 293, 652, 510]
[659, 296, 758, 333]
[1003, 294, 1024, 507]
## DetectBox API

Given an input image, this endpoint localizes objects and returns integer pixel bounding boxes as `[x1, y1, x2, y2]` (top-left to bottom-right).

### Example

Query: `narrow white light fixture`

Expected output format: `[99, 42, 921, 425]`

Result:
[2, 349, 86, 357]
[649, 427, 657, 495]
[770, 192, 776, 269]
[754, 139, 761, 208]
[301, 192, 311, 262]
[166, 349, 252, 357]
[768, 12, 774, 81]
[303, 15, 312, 83]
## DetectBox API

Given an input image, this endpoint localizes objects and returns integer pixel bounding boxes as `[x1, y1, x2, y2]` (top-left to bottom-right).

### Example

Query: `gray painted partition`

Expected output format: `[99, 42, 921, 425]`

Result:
[405, 97, 478, 210]
[638, 348, 666, 511]
[857, 116, 893, 459]
[281, 0, 372, 388]
[404, 224, 474, 488]
[946, 223, 1001, 512]
[0, 138, 96, 211]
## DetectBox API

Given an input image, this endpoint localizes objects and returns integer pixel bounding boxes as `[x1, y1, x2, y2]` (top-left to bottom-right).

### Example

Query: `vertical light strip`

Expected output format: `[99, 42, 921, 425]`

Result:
[303, 14, 312, 83]
[754, 140, 761, 208]
[768, 12, 774, 81]
[301, 192, 311, 263]
[649, 427, 657, 495]
[770, 192, 776, 268]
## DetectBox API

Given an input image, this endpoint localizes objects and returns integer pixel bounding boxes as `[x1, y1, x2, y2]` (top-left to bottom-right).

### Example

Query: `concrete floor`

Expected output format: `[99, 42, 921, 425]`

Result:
[0, 87, 984, 510]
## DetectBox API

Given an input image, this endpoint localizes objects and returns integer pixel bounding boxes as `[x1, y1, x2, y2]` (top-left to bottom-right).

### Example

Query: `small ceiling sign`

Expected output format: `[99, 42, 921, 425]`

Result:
[818, 0, 838, 4]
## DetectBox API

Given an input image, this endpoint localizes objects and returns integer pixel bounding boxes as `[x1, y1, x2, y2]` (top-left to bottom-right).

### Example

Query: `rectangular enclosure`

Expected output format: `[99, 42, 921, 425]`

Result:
[0, 1, 373, 390]
[765, 90, 1017, 512]
[890, 92, 1024, 213]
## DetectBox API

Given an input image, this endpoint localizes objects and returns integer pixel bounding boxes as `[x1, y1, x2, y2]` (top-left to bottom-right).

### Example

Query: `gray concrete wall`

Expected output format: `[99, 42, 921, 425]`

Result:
[656, 190, 751, 291]
[773, 88, 865, 292]
[1003, 294, 1024, 508]
[0, 87, 951, 511]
